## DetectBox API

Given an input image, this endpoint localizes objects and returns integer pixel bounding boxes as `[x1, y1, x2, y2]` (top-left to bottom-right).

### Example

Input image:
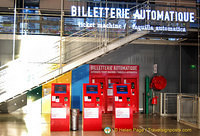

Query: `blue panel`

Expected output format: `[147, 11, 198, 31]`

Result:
[72, 64, 89, 111]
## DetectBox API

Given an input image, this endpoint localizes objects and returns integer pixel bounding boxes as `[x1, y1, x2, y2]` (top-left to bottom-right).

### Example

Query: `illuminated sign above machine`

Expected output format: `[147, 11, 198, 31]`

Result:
[71, 6, 195, 23]
[71, 5, 196, 32]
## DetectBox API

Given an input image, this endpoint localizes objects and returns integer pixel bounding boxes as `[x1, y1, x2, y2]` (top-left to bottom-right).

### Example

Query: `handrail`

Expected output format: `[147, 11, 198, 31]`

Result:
[32, 3, 149, 80]
[179, 94, 197, 98]
[50, 2, 148, 65]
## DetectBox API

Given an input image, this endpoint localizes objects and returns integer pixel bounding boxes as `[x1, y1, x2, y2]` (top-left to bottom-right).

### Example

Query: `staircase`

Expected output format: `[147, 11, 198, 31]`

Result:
[0, 3, 149, 113]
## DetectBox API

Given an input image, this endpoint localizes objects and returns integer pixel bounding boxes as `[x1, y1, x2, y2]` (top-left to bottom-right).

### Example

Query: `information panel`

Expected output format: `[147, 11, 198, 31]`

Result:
[115, 108, 130, 118]
[84, 108, 99, 118]
[51, 108, 67, 119]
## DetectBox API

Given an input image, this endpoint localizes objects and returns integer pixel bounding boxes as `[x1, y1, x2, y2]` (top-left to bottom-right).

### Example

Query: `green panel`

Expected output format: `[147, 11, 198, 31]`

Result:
[27, 86, 42, 101]
[145, 76, 152, 114]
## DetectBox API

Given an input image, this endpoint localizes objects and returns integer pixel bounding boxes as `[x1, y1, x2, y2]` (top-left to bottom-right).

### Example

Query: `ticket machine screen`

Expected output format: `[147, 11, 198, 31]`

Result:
[54, 85, 67, 94]
[117, 85, 128, 94]
[86, 85, 98, 94]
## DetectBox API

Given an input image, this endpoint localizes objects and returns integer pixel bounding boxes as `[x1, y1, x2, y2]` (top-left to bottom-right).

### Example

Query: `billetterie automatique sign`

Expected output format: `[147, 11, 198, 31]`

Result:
[71, 6, 195, 23]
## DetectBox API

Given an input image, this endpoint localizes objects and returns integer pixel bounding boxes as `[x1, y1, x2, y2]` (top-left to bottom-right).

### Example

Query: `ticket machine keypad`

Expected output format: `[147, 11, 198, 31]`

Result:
[84, 96, 101, 107]
[96, 97, 100, 102]
[115, 96, 132, 107]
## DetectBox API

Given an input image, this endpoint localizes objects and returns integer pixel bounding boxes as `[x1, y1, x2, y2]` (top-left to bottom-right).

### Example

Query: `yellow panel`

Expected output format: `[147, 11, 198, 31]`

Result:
[41, 71, 72, 114]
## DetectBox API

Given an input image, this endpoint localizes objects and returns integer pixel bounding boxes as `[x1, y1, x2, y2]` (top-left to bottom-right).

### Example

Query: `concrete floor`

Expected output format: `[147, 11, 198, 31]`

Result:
[0, 112, 200, 136]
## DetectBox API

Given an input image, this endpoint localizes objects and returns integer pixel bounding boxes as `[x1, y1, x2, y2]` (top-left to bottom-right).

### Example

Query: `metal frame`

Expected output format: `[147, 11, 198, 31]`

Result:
[154, 92, 178, 117]
[177, 94, 200, 129]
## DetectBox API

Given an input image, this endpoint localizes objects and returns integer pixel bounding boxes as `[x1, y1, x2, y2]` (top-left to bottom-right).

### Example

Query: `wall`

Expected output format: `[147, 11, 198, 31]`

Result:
[0, 0, 13, 7]
[40, 0, 86, 10]
[181, 46, 198, 94]
[40, 0, 61, 10]
[72, 64, 89, 111]
[91, 44, 181, 109]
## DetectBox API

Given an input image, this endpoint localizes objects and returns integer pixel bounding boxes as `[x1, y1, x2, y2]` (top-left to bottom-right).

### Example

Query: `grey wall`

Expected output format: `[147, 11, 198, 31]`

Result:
[181, 46, 198, 94]
[91, 44, 181, 109]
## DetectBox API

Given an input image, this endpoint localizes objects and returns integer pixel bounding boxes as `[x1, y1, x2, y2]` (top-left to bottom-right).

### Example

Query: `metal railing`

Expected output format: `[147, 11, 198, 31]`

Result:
[177, 94, 200, 129]
[0, 2, 149, 103]
[153, 92, 179, 116]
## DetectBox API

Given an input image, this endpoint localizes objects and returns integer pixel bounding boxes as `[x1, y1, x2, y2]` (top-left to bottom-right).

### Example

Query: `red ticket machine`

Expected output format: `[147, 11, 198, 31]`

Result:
[83, 83, 102, 131]
[113, 84, 133, 129]
[51, 83, 71, 131]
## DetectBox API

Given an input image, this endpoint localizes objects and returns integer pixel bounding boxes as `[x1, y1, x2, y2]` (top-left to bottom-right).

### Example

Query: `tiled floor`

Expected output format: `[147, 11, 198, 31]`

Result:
[0, 112, 200, 136]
